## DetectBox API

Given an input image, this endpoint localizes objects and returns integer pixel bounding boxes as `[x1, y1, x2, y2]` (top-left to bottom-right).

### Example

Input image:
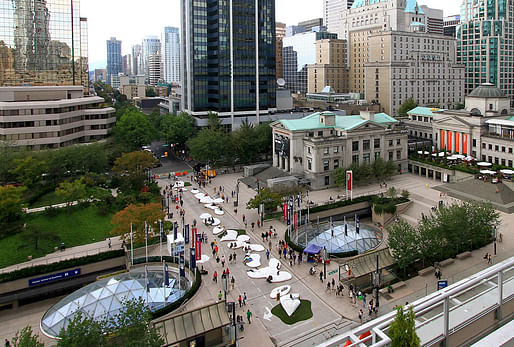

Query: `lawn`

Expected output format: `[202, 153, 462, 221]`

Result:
[271, 299, 313, 325]
[29, 186, 112, 208]
[0, 205, 114, 269]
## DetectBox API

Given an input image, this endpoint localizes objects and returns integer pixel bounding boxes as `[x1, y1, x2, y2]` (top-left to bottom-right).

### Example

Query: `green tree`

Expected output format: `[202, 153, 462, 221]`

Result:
[112, 151, 157, 193]
[387, 220, 419, 276]
[388, 306, 420, 347]
[333, 167, 346, 188]
[161, 112, 196, 148]
[372, 157, 387, 180]
[0, 185, 26, 236]
[9, 156, 46, 188]
[187, 128, 228, 164]
[398, 97, 418, 118]
[114, 109, 155, 150]
[57, 311, 105, 347]
[12, 326, 45, 347]
[386, 186, 398, 199]
[110, 203, 165, 243]
[106, 298, 164, 347]
[55, 178, 87, 209]
[454, 102, 465, 110]
[145, 86, 157, 97]
[385, 160, 398, 177]
[246, 188, 283, 213]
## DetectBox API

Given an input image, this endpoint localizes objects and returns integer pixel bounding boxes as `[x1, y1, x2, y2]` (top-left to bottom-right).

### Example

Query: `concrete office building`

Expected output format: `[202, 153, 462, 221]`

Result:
[122, 54, 132, 76]
[148, 54, 162, 87]
[271, 111, 408, 189]
[420, 6, 443, 36]
[132, 44, 144, 76]
[0, 0, 89, 90]
[283, 31, 337, 94]
[298, 18, 324, 33]
[181, 0, 276, 129]
[324, 0, 354, 37]
[307, 38, 349, 94]
[106, 37, 122, 86]
[0, 86, 115, 149]
[457, 0, 514, 106]
[93, 69, 107, 82]
[443, 15, 460, 38]
[276, 22, 286, 80]
[142, 36, 161, 81]
[162, 27, 180, 84]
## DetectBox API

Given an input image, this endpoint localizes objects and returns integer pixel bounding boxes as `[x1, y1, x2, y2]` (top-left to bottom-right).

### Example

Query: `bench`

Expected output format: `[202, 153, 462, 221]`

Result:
[440, 258, 455, 267]
[379, 281, 406, 295]
[418, 266, 435, 276]
[456, 251, 472, 260]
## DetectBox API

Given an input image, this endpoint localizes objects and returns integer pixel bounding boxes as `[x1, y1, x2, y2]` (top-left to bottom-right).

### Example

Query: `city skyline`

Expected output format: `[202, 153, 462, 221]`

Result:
[82, 0, 461, 70]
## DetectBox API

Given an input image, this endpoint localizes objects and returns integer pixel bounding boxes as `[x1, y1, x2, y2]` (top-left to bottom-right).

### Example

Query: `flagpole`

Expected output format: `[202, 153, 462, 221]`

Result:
[145, 264, 149, 304]
[130, 223, 134, 265]
[145, 221, 148, 263]
[162, 260, 166, 309]
[160, 220, 163, 262]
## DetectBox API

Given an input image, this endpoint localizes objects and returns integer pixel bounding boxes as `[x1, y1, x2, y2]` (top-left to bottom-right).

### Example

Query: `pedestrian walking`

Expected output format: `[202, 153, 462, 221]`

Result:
[319, 271, 324, 282]
[326, 282, 331, 292]
[257, 220, 261, 228]
[229, 254, 233, 264]
[221, 256, 226, 267]
[218, 291, 223, 301]
[293, 253, 297, 264]
[231, 276, 235, 290]
[359, 309, 363, 324]
[242, 214, 246, 223]
[368, 303, 373, 316]
[488, 254, 492, 264]
[331, 278, 335, 289]
[233, 252, 237, 262]
[266, 249, 270, 260]
[246, 309, 252, 324]
[251, 222, 255, 231]
[108, 238, 111, 248]
[215, 245, 218, 254]
[213, 271, 218, 283]
[238, 295, 243, 307]
[243, 292, 247, 305]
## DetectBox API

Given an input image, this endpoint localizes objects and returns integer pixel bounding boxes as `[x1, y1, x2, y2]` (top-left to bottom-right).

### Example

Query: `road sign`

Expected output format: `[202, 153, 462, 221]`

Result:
[437, 280, 448, 290]
[29, 268, 81, 287]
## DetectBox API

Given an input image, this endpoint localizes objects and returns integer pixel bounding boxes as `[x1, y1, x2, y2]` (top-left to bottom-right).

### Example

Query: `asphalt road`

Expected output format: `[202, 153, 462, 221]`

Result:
[148, 141, 193, 175]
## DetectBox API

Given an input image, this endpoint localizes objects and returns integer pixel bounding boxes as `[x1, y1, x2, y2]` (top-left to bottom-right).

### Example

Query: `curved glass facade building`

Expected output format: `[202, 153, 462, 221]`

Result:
[40, 268, 189, 339]
[0, 0, 88, 89]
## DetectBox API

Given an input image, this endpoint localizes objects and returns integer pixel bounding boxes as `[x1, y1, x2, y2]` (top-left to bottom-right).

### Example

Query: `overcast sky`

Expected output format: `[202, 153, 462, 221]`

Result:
[82, 0, 461, 70]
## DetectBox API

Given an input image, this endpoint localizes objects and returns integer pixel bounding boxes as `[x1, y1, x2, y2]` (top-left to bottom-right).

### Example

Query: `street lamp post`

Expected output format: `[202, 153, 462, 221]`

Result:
[234, 180, 240, 207]
[493, 227, 498, 255]
[323, 247, 327, 280]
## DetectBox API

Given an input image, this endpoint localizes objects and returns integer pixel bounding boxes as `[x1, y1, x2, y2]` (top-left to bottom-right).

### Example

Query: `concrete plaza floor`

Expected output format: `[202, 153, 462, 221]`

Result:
[1, 172, 513, 346]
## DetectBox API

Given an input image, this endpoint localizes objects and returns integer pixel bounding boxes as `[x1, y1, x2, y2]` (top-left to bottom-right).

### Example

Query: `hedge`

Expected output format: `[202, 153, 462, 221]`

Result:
[131, 256, 202, 319]
[264, 195, 376, 221]
[0, 249, 125, 284]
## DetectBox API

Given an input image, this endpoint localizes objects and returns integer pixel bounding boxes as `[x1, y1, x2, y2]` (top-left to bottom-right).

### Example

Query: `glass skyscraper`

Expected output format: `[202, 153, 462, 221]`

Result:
[181, 0, 276, 128]
[457, 0, 514, 105]
[106, 37, 122, 85]
[0, 0, 88, 89]
[162, 27, 180, 84]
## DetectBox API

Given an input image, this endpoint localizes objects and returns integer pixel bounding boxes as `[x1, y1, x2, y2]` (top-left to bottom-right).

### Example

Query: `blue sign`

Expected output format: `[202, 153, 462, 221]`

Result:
[179, 255, 185, 277]
[184, 224, 190, 244]
[437, 280, 448, 290]
[190, 248, 196, 270]
[29, 268, 81, 287]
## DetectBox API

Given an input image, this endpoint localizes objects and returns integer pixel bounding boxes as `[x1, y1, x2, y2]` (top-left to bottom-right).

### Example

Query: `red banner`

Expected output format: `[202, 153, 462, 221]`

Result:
[440, 130, 445, 150]
[455, 132, 460, 153]
[283, 204, 287, 221]
[195, 234, 202, 260]
[192, 227, 197, 243]
[463, 134, 468, 155]
[447, 131, 452, 152]
[346, 171, 353, 191]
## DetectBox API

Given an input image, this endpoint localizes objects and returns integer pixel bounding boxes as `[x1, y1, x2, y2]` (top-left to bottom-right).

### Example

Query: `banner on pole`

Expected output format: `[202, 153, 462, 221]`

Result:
[195, 234, 202, 260]
[173, 221, 178, 240]
[164, 262, 169, 287]
[190, 248, 196, 269]
[356, 215, 360, 234]
[184, 224, 190, 244]
[179, 255, 185, 277]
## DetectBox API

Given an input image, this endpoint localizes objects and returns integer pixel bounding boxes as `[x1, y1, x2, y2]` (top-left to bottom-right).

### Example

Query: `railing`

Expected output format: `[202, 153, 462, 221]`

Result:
[0, 245, 115, 274]
[317, 257, 514, 347]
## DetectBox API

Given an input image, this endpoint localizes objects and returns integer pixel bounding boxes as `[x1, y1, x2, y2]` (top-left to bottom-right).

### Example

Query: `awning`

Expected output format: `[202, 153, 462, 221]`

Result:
[340, 248, 395, 279]
[153, 301, 231, 346]
[304, 244, 323, 254]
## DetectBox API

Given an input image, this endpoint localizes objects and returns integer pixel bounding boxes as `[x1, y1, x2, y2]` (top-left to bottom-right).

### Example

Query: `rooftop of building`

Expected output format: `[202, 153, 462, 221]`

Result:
[468, 83, 507, 98]
[351, 0, 424, 14]
[274, 111, 398, 131]
[407, 106, 445, 117]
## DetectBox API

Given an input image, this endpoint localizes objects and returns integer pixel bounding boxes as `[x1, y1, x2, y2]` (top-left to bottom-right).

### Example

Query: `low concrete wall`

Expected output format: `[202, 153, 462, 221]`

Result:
[244, 164, 270, 177]
[371, 200, 412, 226]
[0, 256, 126, 295]
[308, 201, 370, 221]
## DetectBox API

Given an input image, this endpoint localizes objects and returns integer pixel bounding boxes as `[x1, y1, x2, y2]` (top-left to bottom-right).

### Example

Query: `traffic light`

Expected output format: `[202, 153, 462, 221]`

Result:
[165, 152, 168, 157]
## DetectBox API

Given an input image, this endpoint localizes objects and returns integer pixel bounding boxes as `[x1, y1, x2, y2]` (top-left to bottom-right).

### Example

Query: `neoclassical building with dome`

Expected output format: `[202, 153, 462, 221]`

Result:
[430, 83, 514, 167]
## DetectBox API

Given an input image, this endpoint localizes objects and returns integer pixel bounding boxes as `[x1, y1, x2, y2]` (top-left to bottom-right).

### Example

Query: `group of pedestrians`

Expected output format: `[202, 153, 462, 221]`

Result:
[276, 240, 302, 267]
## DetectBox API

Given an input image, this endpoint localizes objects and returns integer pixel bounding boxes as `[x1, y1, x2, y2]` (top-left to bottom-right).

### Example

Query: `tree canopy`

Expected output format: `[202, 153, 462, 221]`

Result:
[398, 97, 418, 118]
[388, 306, 420, 347]
[246, 188, 283, 212]
[161, 112, 196, 148]
[55, 178, 88, 208]
[110, 203, 165, 243]
[114, 108, 155, 150]
[0, 185, 26, 236]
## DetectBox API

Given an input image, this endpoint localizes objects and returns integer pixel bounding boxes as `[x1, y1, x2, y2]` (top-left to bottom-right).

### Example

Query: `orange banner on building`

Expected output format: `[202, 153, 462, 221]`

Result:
[447, 131, 452, 152]
[440, 130, 445, 149]
[463, 134, 468, 155]
[455, 132, 460, 153]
